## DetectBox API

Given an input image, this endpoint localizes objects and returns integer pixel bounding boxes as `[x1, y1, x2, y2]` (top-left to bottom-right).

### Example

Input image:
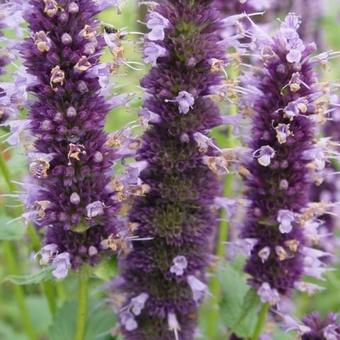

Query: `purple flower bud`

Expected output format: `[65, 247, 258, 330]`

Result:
[61, 33, 73, 45]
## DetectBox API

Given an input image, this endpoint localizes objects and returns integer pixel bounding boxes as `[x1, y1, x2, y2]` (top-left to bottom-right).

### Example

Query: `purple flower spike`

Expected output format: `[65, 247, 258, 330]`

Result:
[240, 13, 331, 299]
[21, 0, 125, 275]
[283, 312, 340, 339]
[117, 1, 227, 338]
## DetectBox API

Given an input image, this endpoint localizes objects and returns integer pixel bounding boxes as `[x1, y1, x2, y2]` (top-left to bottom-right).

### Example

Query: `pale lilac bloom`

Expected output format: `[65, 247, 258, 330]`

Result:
[167, 312, 180, 340]
[187, 275, 209, 303]
[257, 282, 280, 305]
[130, 293, 149, 316]
[139, 107, 161, 126]
[275, 123, 291, 144]
[51, 252, 71, 279]
[86, 201, 105, 218]
[253, 145, 275, 167]
[258, 246, 271, 263]
[38, 243, 58, 265]
[175, 91, 195, 114]
[294, 281, 325, 295]
[281, 13, 305, 64]
[170, 256, 188, 276]
[120, 310, 138, 331]
[1, 120, 31, 146]
[146, 11, 170, 41]
[277, 209, 295, 234]
[144, 42, 167, 66]
[227, 238, 257, 258]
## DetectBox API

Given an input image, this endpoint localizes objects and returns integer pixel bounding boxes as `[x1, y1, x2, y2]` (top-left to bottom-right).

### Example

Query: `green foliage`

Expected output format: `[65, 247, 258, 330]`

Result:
[218, 261, 258, 338]
[0, 215, 25, 241]
[49, 300, 116, 340]
[93, 258, 118, 281]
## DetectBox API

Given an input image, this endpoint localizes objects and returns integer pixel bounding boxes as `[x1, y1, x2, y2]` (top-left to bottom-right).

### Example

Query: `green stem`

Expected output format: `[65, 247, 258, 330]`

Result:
[42, 281, 57, 316]
[75, 266, 89, 340]
[0, 152, 16, 192]
[205, 62, 239, 339]
[206, 174, 233, 339]
[3, 241, 36, 340]
[56, 281, 67, 305]
[251, 303, 270, 340]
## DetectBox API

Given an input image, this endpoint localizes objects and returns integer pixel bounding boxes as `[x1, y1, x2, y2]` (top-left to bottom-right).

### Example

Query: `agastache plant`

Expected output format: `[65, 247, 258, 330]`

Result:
[117, 0, 227, 338]
[239, 13, 332, 304]
[20, 0, 127, 279]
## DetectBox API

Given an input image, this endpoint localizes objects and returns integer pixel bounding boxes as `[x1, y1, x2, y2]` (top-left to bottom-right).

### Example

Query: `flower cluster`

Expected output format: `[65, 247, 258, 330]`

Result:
[117, 0, 227, 338]
[21, 0, 125, 278]
[239, 13, 331, 303]
[284, 312, 340, 339]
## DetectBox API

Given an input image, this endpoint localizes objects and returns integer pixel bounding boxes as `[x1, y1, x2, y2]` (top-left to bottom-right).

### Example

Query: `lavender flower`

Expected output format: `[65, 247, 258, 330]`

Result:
[117, 1, 227, 338]
[239, 13, 331, 300]
[301, 312, 340, 340]
[216, 0, 273, 14]
[290, 0, 325, 46]
[283, 312, 340, 339]
[21, 0, 125, 277]
[0, 0, 12, 123]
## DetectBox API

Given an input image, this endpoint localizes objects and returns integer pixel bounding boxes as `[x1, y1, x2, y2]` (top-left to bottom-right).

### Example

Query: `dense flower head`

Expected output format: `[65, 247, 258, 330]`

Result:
[301, 312, 340, 340]
[239, 13, 331, 300]
[283, 312, 340, 339]
[117, 0, 227, 338]
[20, 0, 126, 278]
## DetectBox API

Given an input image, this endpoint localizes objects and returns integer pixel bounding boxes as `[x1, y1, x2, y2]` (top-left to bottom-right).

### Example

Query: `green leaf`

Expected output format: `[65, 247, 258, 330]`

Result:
[49, 300, 116, 340]
[218, 263, 259, 338]
[93, 258, 117, 281]
[232, 288, 260, 331]
[26, 295, 52, 334]
[2, 267, 53, 285]
[0, 215, 25, 241]
[49, 301, 77, 340]
[85, 306, 116, 340]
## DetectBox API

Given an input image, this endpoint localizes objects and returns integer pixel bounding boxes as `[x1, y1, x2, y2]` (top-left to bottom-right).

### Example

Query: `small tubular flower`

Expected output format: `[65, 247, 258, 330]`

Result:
[239, 13, 331, 300]
[21, 0, 125, 277]
[117, 0, 227, 338]
[283, 312, 340, 339]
